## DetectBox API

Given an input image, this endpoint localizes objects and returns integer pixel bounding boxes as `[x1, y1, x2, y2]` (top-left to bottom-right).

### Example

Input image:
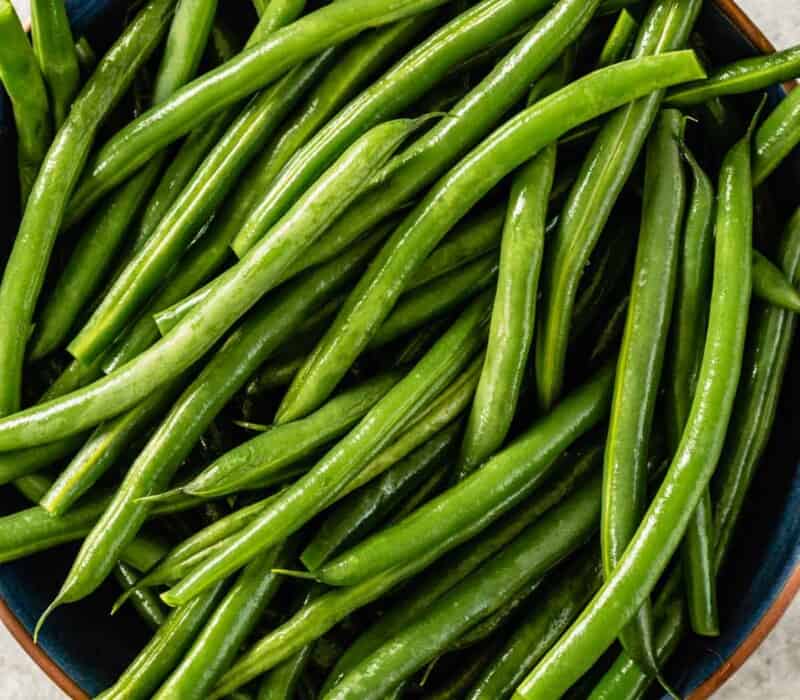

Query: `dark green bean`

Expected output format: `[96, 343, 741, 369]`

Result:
[665, 145, 717, 638]
[0, 435, 86, 487]
[257, 634, 315, 699]
[467, 550, 603, 700]
[301, 423, 459, 569]
[460, 130, 556, 473]
[0, 0, 177, 418]
[515, 103, 754, 700]
[95, 582, 226, 700]
[602, 109, 685, 677]
[162, 293, 492, 606]
[667, 44, 800, 107]
[66, 0, 453, 220]
[178, 372, 402, 499]
[276, 50, 704, 422]
[0, 120, 416, 451]
[0, 0, 51, 204]
[152, 545, 286, 699]
[754, 85, 800, 186]
[535, 0, 700, 410]
[30, 0, 79, 129]
[316, 364, 612, 587]
[74, 37, 96, 74]
[323, 472, 603, 700]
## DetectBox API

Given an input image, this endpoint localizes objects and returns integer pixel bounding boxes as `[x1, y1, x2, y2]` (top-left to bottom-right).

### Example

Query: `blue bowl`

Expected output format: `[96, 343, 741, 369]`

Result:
[1, 1, 799, 697]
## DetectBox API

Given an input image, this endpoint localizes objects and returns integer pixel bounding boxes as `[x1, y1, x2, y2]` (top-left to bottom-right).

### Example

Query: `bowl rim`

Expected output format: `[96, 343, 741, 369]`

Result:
[0, 1, 797, 698]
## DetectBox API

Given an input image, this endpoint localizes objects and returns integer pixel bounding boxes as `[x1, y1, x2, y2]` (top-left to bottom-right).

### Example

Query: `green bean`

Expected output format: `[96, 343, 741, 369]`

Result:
[162, 293, 492, 606]
[665, 145, 717, 638]
[0, 0, 177, 418]
[30, 0, 79, 129]
[227, 446, 601, 697]
[460, 139, 556, 473]
[29, 0, 220, 360]
[667, 44, 800, 107]
[152, 545, 287, 699]
[408, 204, 504, 290]
[247, 355, 307, 396]
[66, 0, 454, 220]
[69, 52, 338, 364]
[276, 51, 705, 423]
[40, 379, 185, 516]
[514, 106, 754, 700]
[178, 372, 403, 499]
[114, 562, 168, 631]
[753, 249, 800, 312]
[597, 9, 637, 68]
[386, 458, 451, 523]
[0, 119, 416, 451]
[467, 550, 603, 700]
[0, 0, 51, 204]
[534, 0, 701, 410]
[426, 642, 503, 700]
[39, 225, 391, 622]
[601, 109, 685, 677]
[96, 581, 226, 700]
[323, 472, 603, 699]
[301, 424, 459, 569]
[371, 252, 499, 348]
[754, 85, 800, 186]
[316, 364, 613, 587]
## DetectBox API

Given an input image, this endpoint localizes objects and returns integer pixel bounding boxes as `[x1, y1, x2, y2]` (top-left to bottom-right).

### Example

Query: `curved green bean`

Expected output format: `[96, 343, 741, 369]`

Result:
[460, 141, 556, 474]
[602, 109, 685, 677]
[597, 9, 637, 68]
[114, 562, 167, 631]
[753, 248, 800, 312]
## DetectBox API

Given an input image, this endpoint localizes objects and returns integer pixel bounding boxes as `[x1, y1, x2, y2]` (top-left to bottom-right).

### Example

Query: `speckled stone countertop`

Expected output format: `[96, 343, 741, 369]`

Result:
[1, 0, 799, 698]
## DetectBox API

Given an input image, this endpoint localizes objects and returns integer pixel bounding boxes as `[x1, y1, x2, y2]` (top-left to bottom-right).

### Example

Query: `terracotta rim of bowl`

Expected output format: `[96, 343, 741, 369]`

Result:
[0, 2, 798, 699]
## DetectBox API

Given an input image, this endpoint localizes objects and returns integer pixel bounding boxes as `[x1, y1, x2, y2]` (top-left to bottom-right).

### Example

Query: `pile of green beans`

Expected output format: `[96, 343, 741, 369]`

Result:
[1, 0, 800, 697]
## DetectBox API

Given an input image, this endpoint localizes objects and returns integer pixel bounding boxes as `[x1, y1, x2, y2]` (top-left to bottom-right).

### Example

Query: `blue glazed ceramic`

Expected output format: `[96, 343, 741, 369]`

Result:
[0, 1, 799, 698]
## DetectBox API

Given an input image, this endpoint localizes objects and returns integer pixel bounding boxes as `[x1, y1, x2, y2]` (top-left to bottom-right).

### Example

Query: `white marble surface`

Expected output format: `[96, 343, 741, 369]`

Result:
[1, 0, 800, 698]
